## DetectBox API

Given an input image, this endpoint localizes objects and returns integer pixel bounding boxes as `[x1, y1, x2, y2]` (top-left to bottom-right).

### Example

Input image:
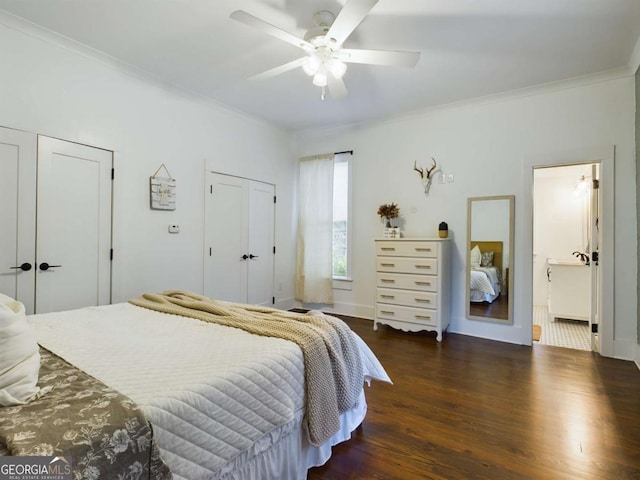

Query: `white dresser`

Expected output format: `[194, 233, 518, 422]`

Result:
[374, 238, 450, 341]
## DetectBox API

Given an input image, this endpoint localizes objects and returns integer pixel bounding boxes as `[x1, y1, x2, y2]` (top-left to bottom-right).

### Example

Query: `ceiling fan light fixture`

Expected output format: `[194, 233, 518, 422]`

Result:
[302, 54, 321, 76]
[312, 69, 328, 87]
[232, 1, 421, 100]
[327, 59, 347, 79]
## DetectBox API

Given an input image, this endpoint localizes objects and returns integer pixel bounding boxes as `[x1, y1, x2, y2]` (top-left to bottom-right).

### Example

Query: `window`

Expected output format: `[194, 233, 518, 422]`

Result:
[332, 153, 351, 280]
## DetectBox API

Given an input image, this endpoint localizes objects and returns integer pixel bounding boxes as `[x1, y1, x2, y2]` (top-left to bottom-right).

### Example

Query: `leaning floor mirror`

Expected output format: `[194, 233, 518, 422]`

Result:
[466, 195, 515, 323]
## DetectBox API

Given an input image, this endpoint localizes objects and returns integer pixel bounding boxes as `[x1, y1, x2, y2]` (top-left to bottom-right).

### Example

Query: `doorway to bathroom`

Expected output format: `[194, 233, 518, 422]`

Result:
[532, 163, 599, 351]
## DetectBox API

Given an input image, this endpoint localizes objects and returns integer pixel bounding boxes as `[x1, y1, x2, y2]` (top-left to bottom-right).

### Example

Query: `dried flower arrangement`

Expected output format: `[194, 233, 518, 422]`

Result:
[377, 203, 400, 227]
[377, 203, 400, 220]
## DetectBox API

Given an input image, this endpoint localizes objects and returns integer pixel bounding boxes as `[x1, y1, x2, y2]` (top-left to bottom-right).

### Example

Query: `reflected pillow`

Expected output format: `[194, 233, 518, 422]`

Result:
[481, 251, 494, 267]
[470, 245, 481, 267]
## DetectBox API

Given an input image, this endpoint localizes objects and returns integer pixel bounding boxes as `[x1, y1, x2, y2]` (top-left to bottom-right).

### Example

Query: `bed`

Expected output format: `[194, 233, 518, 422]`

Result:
[0, 291, 391, 480]
[469, 241, 504, 304]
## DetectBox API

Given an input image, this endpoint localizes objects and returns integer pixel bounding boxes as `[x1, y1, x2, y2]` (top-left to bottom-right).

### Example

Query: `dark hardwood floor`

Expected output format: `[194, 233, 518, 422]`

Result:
[308, 316, 640, 480]
[469, 294, 509, 320]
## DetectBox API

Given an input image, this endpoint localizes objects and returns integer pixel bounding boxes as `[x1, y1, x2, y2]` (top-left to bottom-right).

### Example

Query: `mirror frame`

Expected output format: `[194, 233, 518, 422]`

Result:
[465, 195, 515, 324]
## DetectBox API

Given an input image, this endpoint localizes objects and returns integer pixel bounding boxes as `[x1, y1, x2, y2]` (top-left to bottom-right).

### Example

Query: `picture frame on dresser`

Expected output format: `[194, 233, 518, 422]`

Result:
[374, 238, 451, 341]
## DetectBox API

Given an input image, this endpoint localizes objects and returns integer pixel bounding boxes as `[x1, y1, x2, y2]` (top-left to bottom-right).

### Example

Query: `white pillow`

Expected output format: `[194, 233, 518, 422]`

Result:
[0, 293, 43, 406]
[470, 245, 482, 268]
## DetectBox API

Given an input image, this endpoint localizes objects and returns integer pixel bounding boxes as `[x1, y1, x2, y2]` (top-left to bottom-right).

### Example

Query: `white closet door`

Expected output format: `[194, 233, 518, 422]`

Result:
[0, 128, 37, 313]
[247, 181, 275, 306]
[35, 136, 112, 313]
[204, 172, 275, 305]
[205, 173, 250, 303]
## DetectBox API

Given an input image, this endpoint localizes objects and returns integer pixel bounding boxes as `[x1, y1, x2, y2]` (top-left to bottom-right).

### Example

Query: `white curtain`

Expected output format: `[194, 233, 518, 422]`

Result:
[296, 153, 335, 304]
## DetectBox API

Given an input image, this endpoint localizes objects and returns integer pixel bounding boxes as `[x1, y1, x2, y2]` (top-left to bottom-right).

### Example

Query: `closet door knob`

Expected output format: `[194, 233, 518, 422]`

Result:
[10, 262, 32, 272]
[241, 254, 249, 260]
[39, 262, 62, 271]
[249, 254, 259, 259]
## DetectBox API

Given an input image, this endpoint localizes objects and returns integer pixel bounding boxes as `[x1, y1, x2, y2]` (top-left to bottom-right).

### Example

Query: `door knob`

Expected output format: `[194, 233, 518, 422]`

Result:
[39, 262, 62, 271]
[241, 254, 249, 260]
[10, 262, 32, 272]
[249, 254, 259, 259]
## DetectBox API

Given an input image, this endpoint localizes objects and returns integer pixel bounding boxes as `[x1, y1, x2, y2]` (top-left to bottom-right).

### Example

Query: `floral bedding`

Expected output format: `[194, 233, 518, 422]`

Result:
[0, 348, 172, 480]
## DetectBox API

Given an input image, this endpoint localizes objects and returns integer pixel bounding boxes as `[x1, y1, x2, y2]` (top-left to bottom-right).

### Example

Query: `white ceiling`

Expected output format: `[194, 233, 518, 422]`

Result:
[1, 0, 639, 131]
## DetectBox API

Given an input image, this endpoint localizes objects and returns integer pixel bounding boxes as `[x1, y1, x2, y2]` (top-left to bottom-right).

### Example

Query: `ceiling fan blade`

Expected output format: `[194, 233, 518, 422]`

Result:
[249, 57, 308, 81]
[325, 0, 379, 47]
[230, 10, 314, 51]
[340, 48, 420, 68]
[327, 76, 348, 99]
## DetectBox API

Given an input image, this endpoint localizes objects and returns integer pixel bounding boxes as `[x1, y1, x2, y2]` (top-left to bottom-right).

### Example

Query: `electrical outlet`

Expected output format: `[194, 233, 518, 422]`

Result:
[168, 225, 180, 234]
[447, 173, 455, 183]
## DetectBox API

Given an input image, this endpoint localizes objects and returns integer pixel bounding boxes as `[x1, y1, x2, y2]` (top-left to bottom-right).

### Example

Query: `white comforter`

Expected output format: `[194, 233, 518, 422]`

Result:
[470, 267, 499, 295]
[29, 303, 389, 480]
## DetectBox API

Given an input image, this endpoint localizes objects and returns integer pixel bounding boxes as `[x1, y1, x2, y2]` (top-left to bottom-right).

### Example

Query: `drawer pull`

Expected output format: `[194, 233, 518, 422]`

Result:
[415, 315, 431, 320]
[380, 310, 395, 315]
[415, 298, 431, 303]
[415, 248, 432, 252]
[381, 263, 395, 267]
[415, 281, 431, 286]
[380, 295, 395, 299]
[415, 265, 432, 269]
[381, 247, 396, 251]
[380, 279, 395, 283]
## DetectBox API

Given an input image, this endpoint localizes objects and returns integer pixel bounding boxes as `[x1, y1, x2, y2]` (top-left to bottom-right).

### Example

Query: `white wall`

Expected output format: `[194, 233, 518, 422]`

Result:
[295, 74, 637, 357]
[0, 20, 298, 306]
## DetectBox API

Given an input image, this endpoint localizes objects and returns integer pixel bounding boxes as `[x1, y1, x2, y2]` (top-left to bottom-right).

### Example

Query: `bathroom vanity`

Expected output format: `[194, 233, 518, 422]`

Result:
[547, 259, 591, 322]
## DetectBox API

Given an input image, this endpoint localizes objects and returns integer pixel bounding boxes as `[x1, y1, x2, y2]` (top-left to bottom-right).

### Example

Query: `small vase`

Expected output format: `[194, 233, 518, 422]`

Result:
[438, 221, 448, 238]
[385, 218, 392, 228]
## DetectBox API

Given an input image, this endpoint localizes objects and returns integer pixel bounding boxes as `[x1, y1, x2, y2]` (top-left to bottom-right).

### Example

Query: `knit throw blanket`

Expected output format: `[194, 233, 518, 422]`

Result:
[129, 290, 364, 447]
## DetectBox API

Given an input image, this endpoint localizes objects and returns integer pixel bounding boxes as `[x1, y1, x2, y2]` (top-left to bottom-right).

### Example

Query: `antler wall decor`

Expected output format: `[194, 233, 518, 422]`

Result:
[413, 158, 439, 195]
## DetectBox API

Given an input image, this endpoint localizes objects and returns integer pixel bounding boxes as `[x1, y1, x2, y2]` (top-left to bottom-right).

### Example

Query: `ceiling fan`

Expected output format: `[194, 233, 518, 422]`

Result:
[230, 0, 420, 100]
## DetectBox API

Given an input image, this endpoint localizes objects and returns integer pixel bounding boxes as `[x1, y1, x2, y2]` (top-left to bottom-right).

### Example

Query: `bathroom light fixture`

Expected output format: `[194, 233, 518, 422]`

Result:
[574, 175, 590, 195]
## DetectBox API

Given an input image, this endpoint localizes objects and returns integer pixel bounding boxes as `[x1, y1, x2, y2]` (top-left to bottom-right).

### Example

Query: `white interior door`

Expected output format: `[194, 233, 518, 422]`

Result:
[35, 136, 112, 313]
[205, 173, 249, 303]
[589, 163, 600, 352]
[204, 172, 275, 305]
[247, 181, 275, 306]
[0, 128, 37, 313]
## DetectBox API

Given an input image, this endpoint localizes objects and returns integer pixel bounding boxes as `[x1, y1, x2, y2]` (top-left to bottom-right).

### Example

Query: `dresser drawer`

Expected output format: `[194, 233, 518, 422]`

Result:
[377, 256, 438, 274]
[376, 241, 439, 258]
[376, 304, 437, 326]
[377, 288, 438, 309]
[376, 273, 437, 292]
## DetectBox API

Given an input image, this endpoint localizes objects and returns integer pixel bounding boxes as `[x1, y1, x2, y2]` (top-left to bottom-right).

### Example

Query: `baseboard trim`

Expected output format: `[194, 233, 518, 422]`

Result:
[292, 300, 374, 320]
[613, 339, 636, 362]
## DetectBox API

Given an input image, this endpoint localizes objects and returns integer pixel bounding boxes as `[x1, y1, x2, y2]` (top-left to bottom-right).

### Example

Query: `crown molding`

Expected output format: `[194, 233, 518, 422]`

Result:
[295, 66, 633, 139]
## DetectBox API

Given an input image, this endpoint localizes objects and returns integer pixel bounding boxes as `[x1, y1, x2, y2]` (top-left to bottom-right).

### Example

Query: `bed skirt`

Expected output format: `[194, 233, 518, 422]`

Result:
[214, 391, 367, 480]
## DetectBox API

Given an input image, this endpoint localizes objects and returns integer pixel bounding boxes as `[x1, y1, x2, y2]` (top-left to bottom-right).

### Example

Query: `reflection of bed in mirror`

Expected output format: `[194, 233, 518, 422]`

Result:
[469, 241, 503, 304]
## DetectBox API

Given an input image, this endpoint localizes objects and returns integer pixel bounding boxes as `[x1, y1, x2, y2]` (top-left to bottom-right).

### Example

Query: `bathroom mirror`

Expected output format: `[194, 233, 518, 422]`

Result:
[466, 195, 515, 323]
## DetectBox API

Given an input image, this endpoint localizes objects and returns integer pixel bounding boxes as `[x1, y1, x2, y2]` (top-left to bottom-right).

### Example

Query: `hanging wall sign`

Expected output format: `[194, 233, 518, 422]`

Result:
[150, 163, 176, 210]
